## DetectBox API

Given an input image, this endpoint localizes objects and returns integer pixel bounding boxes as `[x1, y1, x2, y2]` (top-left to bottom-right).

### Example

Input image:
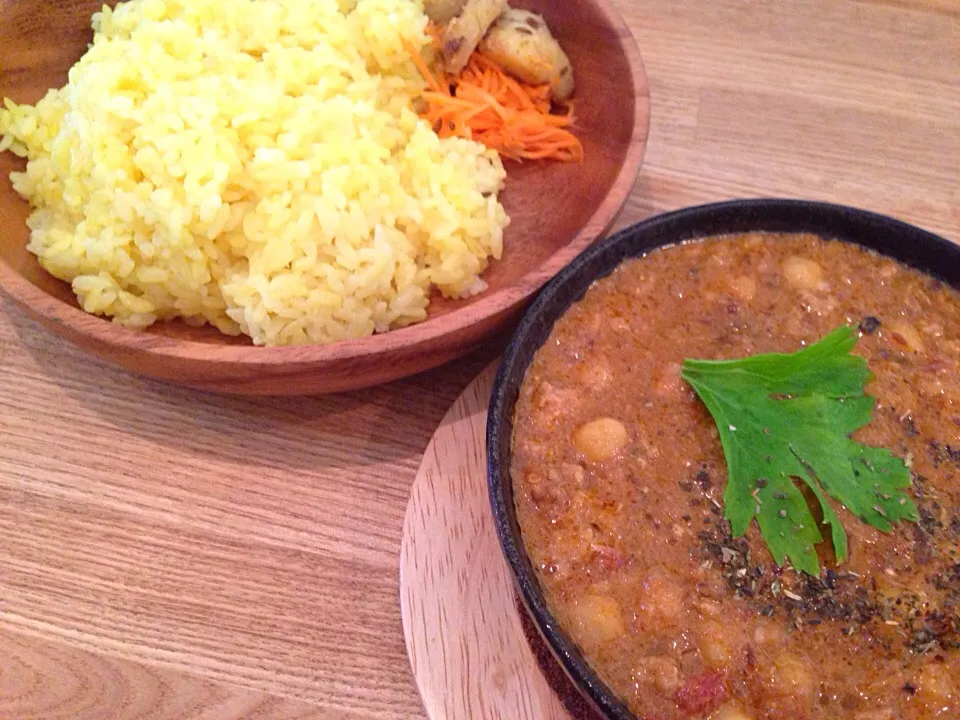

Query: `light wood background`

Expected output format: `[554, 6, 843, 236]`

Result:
[399, 365, 602, 720]
[1, 1, 958, 718]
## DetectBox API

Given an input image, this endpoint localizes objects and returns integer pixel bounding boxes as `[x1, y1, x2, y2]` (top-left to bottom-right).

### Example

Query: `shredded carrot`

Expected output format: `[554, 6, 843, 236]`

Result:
[405, 36, 583, 163]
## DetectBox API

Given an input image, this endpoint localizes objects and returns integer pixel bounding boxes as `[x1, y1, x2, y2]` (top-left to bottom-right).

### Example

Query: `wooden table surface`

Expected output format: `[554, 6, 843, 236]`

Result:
[1, 1, 958, 718]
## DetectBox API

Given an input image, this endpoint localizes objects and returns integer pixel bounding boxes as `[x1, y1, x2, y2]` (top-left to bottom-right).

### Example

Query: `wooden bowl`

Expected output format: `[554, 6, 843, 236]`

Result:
[0, 0, 649, 395]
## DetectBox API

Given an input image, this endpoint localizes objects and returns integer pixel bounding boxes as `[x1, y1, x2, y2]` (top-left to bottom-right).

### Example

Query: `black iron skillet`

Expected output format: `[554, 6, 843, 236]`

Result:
[487, 199, 960, 720]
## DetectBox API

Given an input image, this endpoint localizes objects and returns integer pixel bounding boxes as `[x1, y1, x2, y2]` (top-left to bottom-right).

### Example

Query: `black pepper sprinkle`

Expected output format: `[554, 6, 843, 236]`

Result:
[948, 445, 960, 463]
[694, 516, 960, 653]
[919, 504, 944, 535]
[695, 468, 712, 490]
[927, 442, 960, 470]
[902, 414, 919, 437]
[859, 316, 881, 335]
[903, 682, 917, 695]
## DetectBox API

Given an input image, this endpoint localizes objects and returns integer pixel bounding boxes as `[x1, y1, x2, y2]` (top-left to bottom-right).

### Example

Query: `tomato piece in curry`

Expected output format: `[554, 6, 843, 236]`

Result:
[511, 233, 960, 720]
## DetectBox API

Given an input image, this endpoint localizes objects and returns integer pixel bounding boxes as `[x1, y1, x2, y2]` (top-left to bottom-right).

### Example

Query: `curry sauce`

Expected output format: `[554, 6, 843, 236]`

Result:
[511, 233, 960, 720]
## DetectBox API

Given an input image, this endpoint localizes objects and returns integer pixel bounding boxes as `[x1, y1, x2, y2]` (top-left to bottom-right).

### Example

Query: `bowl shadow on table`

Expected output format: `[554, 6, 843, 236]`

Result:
[7, 304, 509, 473]
[515, 591, 606, 720]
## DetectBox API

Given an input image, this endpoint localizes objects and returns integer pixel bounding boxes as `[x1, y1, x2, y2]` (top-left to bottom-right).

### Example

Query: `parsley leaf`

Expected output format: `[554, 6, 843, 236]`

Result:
[681, 326, 919, 576]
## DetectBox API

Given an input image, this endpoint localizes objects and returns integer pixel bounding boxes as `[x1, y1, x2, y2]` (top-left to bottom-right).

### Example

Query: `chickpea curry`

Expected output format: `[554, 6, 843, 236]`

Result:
[511, 233, 960, 720]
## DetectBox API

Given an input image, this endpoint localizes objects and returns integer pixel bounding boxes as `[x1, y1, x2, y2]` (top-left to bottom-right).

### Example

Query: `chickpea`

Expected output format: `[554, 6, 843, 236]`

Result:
[728, 274, 757, 301]
[577, 359, 613, 389]
[573, 417, 629, 462]
[771, 653, 815, 701]
[883, 320, 925, 353]
[781, 256, 823, 291]
[711, 703, 754, 720]
[567, 594, 625, 650]
[917, 373, 946, 399]
[635, 656, 681, 694]
[531, 381, 577, 426]
[708, 246, 732, 269]
[916, 663, 955, 703]
[559, 463, 585, 486]
[655, 362, 683, 398]
[699, 621, 734, 669]
[696, 599, 723, 617]
[752, 621, 785, 647]
[636, 573, 684, 628]
[546, 520, 594, 571]
[610, 317, 630, 332]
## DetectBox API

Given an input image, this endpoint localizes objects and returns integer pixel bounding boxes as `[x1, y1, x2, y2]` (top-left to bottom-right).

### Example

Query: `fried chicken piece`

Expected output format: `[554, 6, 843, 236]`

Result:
[423, 0, 467, 25]
[441, 0, 508, 73]
[479, 8, 575, 101]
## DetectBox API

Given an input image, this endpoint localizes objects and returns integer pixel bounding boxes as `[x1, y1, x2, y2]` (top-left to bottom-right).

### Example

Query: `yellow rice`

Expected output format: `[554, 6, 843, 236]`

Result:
[0, 0, 509, 346]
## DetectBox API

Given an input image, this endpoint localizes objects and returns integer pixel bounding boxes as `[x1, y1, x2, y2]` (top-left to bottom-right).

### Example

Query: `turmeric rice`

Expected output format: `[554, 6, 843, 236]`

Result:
[0, 0, 509, 346]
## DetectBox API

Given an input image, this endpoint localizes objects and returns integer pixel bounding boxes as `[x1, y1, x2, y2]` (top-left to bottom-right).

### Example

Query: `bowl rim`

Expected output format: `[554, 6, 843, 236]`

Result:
[486, 198, 960, 720]
[0, 0, 650, 369]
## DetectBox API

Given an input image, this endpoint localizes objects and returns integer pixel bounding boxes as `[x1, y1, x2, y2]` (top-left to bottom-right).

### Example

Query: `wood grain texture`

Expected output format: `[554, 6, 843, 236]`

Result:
[0, 0, 649, 395]
[0, 301, 503, 720]
[399, 365, 578, 720]
[0, 629, 325, 720]
[1, 1, 959, 718]
[400, 366, 613, 720]
[613, 0, 960, 241]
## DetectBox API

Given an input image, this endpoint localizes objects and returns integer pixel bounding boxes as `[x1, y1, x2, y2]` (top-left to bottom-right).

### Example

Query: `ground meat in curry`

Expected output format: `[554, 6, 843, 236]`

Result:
[511, 233, 960, 720]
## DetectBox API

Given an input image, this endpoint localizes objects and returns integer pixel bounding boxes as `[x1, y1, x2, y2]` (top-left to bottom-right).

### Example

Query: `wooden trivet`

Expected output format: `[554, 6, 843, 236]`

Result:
[399, 364, 603, 720]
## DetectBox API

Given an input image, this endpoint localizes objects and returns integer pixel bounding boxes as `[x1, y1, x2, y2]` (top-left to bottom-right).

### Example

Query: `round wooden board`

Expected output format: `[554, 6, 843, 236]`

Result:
[399, 364, 602, 720]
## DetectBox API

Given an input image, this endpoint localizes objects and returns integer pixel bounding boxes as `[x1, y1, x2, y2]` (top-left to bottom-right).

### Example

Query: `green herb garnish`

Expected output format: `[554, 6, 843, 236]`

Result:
[681, 326, 918, 576]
